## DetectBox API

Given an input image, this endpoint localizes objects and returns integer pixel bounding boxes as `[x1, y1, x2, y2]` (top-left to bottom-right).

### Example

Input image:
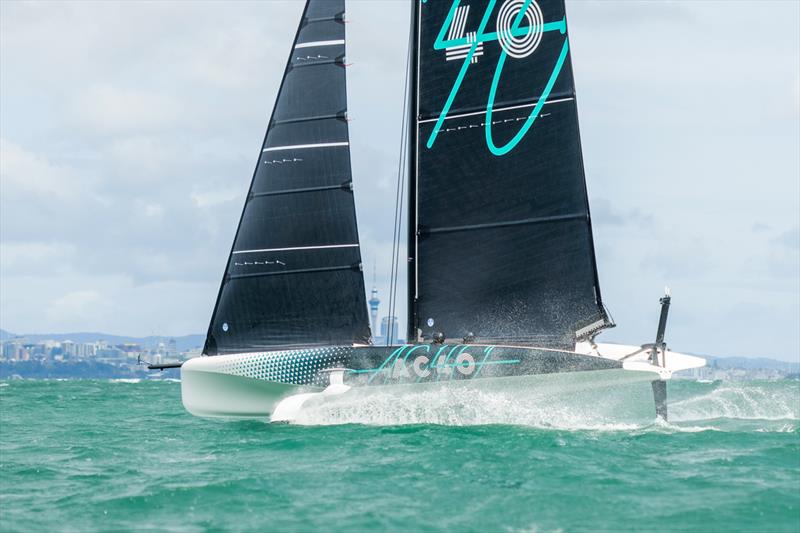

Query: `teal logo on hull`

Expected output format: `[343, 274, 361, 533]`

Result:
[351, 345, 520, 385]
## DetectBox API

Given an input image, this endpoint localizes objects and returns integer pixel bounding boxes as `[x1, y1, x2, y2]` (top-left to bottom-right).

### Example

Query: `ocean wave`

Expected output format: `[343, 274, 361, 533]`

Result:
[108, 378, 141, 384]
[670, 382, 799, 422]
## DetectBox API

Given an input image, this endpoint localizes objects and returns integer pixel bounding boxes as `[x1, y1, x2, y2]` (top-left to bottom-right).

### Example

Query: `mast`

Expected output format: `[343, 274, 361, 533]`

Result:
[407, 1, 421, 344]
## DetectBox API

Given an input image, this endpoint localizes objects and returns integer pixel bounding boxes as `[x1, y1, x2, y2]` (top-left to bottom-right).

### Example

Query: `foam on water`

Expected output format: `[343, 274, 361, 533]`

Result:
[291, 379, 799, 432]
[670, 381, 799, 422]
[294, 381, 652, 430]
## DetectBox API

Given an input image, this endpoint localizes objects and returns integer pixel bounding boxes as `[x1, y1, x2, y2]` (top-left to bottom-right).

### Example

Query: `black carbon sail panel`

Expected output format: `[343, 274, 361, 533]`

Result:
[410, 0, 610, 346]
[204, 0, 370, 354]
[418, 0, 574, 118]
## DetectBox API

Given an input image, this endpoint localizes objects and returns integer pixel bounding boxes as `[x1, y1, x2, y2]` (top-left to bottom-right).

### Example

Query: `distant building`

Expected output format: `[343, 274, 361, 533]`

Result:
[380, 316, 400, 346]
[96, 346, 124, 362]
[28, 343, 46, 359]
[62, 340, 77, 358]
[117, 343, 142, 354]
[75, 342, 96, 358]
[2, 342, 23, 360]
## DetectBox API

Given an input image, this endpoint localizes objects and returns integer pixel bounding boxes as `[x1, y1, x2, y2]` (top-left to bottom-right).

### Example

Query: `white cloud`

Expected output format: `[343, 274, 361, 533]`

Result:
[0, 0, 798, 360]
[142, 203, 164, 218]
[2, 273, 215, 336]
[106, 136, 178, 180]
[190, 188, 241, 208]
[46, 290, 105, 326]
[0, 242, 75, 277]
[75, 84, 183, 136]
[0, 137, 76, 197]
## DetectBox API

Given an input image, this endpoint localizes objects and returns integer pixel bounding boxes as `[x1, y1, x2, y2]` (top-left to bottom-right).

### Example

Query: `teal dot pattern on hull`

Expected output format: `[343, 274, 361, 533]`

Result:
[216, 346, 352, 386]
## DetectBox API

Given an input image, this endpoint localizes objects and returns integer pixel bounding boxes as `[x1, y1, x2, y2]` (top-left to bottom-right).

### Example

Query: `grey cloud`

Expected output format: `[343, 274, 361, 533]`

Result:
[774, 227, 800, 252]
[752, 222, 772, 233]
[591, 197, 654, 229]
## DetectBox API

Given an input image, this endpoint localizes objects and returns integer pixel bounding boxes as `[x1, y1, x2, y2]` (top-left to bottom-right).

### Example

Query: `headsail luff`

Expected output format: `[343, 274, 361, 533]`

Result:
[409, 0, 611, 347]
[204, 0, 370, 355]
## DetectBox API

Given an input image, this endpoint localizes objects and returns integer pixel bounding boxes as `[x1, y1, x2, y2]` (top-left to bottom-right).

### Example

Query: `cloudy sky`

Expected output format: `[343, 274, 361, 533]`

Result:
[1, 0, 798, 361]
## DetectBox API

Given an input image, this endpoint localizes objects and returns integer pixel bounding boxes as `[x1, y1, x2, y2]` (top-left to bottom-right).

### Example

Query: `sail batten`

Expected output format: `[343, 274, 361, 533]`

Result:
[262, 142, 349, 152]
[423, 212, 586, 235]
[228, 264, 359, 281]
[204, 0, 369, 355]
[233, 244, 359, 255]
[272, 113, 346, 126]
[295, 39, 345, 48]
[409, 0, 610, 346]
[250, 183, 351, 198]
[418, 94, 574, 123]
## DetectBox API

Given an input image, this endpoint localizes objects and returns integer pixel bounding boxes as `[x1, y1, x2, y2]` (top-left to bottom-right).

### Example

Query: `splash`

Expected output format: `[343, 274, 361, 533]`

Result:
[289, 379, 799, 433]
[669, 381, 800, 422]
[291, 379, 654, 430]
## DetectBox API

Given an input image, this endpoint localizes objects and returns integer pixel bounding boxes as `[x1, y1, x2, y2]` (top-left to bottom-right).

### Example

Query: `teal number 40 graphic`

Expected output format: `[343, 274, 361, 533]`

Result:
[426, 0, 569, 156]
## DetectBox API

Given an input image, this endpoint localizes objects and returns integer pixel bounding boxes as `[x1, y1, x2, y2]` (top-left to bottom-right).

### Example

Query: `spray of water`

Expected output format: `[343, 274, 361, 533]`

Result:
[290, 380, 798, 433]
[294, 379, 652, 430]
[669, 382, 799, 422]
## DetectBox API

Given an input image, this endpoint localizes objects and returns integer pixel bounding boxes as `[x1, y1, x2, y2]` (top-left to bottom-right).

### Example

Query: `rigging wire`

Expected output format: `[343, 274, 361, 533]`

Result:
[386, 13, 414, 346]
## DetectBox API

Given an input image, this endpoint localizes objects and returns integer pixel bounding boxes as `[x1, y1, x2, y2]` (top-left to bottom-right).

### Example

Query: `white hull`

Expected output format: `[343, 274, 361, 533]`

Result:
[180, 343, 705, 421]
[181, 360, 312, 418]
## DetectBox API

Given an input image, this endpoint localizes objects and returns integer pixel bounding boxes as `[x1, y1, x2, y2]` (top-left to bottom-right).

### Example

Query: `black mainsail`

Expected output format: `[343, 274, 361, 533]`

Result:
[204, 0, 370, 354]
[409, 0, 611, 347]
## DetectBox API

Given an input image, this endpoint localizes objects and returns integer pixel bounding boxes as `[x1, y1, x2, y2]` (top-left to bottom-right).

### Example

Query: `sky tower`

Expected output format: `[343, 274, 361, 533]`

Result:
[368, 265, 380, 339]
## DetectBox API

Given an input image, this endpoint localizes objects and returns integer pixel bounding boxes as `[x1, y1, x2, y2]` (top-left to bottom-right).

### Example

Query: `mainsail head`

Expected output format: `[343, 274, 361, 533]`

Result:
[204, 0, 370, 354]
[409, 0, 612, 347]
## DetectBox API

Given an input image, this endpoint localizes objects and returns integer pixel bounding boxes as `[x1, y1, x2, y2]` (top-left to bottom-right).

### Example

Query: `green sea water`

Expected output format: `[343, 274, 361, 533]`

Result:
[0, 378, 798, 532]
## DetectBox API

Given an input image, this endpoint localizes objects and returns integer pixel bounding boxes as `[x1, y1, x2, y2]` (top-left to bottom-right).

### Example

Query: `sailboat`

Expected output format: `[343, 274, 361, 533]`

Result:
[172, 0, 705, 422]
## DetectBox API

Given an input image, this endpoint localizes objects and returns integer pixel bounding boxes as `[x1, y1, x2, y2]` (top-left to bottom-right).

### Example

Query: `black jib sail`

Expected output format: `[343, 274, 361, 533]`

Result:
[204, 0, 370, 354]
[409, 0, 611, 347]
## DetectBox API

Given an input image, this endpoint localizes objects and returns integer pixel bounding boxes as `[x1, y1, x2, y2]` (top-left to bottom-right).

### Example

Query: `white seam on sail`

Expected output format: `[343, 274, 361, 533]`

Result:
[263, 142, 348, 152]
[418, 97, 575, 124]
[295, 39, 345, 49]
[232, 244, 359, 254]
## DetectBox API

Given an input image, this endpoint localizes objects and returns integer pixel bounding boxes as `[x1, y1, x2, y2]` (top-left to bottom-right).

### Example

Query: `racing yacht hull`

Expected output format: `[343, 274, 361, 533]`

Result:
[180, 343, 705, 420]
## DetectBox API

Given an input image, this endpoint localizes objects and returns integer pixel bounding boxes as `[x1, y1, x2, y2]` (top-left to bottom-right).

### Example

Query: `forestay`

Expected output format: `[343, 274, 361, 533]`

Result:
[204, 0, 370, 354]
